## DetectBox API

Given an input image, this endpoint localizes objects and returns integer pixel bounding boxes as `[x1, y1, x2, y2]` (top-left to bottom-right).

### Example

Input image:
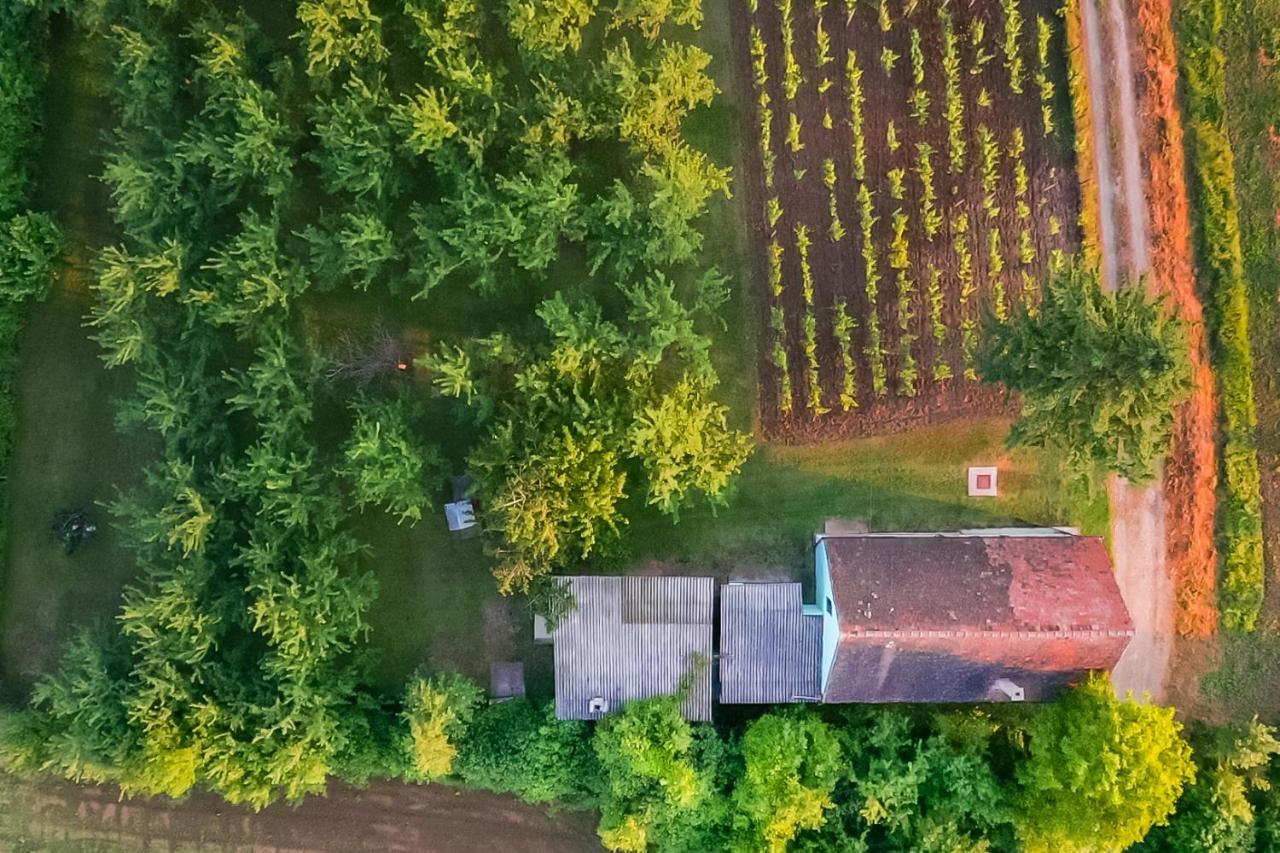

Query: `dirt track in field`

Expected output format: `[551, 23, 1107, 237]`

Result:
[7, 778, 604, 853]
[1076, 0, 1216, 701]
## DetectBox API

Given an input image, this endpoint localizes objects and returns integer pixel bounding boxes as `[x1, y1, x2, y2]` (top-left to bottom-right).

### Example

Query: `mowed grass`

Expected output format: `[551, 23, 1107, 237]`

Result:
[0, 18, 153, 702]
[616, 416, 1107, 580]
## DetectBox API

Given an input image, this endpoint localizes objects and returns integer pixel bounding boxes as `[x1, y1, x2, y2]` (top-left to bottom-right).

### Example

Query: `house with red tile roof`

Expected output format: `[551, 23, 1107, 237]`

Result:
[719, 529, 1133, 704]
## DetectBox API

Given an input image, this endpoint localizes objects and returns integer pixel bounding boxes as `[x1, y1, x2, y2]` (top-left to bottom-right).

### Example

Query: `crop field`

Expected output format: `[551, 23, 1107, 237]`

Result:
[737, 0, 1079, 439]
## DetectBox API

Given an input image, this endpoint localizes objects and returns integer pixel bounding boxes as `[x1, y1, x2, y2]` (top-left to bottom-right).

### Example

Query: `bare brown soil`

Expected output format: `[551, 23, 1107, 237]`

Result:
[7, 777, 603, 853]
[1132, 0, 1220, 636]
[735, 0, 1080, 439]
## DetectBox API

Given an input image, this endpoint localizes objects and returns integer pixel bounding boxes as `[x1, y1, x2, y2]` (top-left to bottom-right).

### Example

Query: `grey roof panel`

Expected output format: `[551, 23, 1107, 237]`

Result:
[553, 576, 713, 721]
[719, 583, 822, 704]
[621, 575, 714, 624]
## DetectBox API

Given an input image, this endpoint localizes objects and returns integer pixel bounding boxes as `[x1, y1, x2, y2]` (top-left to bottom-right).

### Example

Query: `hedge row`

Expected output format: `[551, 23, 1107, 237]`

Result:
[1062, 0, 1100, 266]
[1176, 0, 1266, 631]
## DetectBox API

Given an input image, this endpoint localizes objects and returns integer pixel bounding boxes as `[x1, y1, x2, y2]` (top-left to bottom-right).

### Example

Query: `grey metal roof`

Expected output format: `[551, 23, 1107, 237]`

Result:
[552, 576, 714, 721]
[719, 583, 822, 704]
[621, 575, 713, 624]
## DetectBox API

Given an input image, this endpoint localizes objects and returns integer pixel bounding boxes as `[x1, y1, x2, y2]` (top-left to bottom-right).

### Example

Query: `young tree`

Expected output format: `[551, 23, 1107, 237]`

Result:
[393, 85, 460, 155]
[296, 0, 389, 77]
[339, 395, 444, 525]
[506, 0, 596, 58]
[1015, 674, 1195, 851]
[0, 211, 63, 302]
[401, 672, 483, 781]
[302, 204, 398, 292]
[613, 0, 704, 39]
[630, 376, 751, 520]
[310, 74, 398, 200]
[731, 713, 842, 852]
[977, 259, 1191, 483]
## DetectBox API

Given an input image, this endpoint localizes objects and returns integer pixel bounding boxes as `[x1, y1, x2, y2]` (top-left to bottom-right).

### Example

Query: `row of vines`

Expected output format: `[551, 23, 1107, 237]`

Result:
[743, 0, 1079, 436]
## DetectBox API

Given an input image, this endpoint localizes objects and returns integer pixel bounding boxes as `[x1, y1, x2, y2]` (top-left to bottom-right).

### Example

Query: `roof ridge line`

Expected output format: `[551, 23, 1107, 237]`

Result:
[842, 627, 1136, 639]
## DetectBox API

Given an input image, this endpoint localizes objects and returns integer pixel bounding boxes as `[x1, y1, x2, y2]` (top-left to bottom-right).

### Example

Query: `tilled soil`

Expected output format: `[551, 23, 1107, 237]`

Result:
[8, 778, 604, 853]
[735, 0, 1080, 439]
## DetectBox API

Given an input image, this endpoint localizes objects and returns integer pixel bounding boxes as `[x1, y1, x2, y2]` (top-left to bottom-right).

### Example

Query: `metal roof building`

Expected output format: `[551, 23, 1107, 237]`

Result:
[549, 576, 714, 721]
[719, 582, 822, 704]
[719, 530, 1134, 705]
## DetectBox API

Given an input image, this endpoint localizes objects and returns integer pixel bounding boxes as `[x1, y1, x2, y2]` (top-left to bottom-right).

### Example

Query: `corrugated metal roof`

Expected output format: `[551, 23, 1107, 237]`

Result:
[621, 575, 714, 624]
[719, 583, 822, 704]
[552, 576, 713, 721]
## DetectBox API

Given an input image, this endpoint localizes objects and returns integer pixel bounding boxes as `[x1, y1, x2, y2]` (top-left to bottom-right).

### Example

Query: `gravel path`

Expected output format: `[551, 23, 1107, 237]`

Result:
[1076, 0, 1172, 702]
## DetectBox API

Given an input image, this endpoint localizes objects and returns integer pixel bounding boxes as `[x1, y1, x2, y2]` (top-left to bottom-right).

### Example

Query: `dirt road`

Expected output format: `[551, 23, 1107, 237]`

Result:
[3, 777, 604, 853]
[1075, 0, 1172, 701]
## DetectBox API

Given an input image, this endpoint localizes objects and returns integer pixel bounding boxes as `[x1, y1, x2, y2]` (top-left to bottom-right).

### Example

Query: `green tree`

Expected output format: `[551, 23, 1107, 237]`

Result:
[731, 712, 842, 852]
[801, 709, 1010, 850]
[393, 85, 460, 154]
[302, 204, 398, 292]
[507, 0, 595, 58]
[1138, 719, 1280, 852]
[456, 699, 597, 803]
[605, 41, 716, 153]
[339, 395, 444, 525]
[410, 149, 582, 296]
[310, 74, 398, 199]
[613, 0, 704, 39]
[593, 695, 708, 852]
[0, 211, 63, 301]
[630, 376, 750, 519]
[1015, 674, 1195, 851]
[296, 0, 389, 76]
[977, 259, 1192, 483]
[422, 290, 749, 593]
[402, 672, 483, 780]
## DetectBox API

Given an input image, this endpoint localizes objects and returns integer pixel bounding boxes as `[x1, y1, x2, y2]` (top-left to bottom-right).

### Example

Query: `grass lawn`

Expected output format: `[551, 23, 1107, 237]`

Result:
[616, 416, 1108, 579]
[0, 18, 153, 703]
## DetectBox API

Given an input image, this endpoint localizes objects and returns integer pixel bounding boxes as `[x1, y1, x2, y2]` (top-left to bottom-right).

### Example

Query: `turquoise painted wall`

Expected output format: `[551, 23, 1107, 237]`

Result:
[815, 540, 840, 693]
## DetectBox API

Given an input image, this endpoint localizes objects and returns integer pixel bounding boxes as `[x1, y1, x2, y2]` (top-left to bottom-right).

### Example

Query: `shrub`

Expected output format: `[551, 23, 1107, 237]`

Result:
[401, 672, 484, 781]
[456, 700, 597, 805]
[0, 211, 62, 303]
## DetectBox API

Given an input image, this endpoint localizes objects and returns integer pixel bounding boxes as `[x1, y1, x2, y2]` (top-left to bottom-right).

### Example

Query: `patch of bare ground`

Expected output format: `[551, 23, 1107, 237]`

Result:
[6, 778, 603, 853]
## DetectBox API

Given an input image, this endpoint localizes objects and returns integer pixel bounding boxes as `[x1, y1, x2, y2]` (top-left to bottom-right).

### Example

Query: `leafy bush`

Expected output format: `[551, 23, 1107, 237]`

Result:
[0, 211, 63, 302]
[456, 699, 597, 804]
[402, 672, 484, 781]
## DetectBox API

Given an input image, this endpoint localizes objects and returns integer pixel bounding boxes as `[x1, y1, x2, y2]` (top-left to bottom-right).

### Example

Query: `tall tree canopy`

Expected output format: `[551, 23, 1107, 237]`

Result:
[1015, 674, 1195, 851]
[421, 280, 750, 593]
[977, 259, 1191, 483]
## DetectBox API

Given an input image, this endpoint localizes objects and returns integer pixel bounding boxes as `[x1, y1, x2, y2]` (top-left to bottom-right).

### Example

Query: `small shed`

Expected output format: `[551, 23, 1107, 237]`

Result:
[490, 662, 526, 702]
[548, 576, 714, 721]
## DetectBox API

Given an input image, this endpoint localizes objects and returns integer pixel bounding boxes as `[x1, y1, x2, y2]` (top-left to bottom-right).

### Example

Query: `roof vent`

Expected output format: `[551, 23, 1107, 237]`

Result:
[991, 678, 1025, 702]
[588, 697, 610, 714]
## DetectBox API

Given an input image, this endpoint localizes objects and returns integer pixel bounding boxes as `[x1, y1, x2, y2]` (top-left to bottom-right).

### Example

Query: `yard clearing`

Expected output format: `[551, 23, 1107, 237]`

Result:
[736, 0, 1079, 439]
